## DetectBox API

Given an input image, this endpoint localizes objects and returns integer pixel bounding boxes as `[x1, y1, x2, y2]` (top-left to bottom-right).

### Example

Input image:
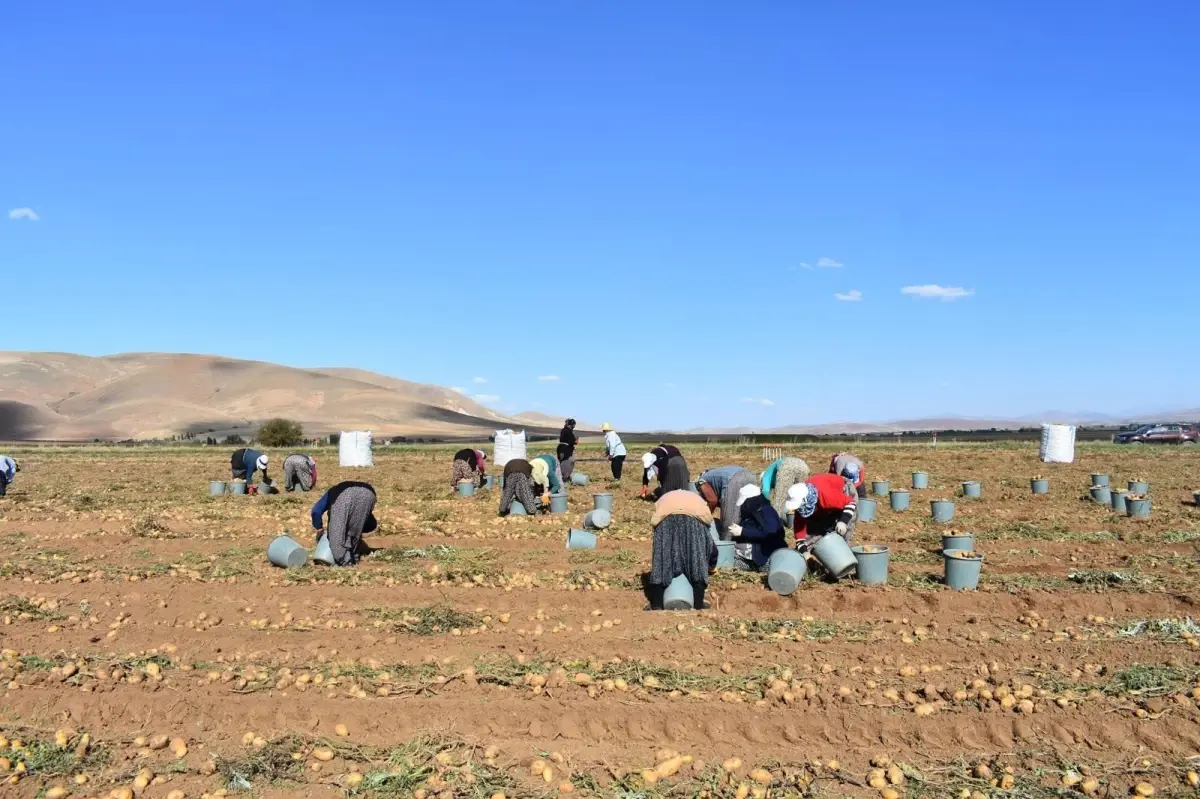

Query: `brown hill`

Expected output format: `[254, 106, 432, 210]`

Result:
[0, 352, 542, 441]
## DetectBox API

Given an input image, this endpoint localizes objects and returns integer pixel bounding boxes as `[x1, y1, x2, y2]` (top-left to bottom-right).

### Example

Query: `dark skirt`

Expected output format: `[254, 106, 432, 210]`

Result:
[650, 514, 714, 587]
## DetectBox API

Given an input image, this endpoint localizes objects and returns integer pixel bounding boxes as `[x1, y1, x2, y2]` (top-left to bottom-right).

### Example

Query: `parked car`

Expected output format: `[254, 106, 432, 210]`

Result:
[1115, 424, 1199, 445]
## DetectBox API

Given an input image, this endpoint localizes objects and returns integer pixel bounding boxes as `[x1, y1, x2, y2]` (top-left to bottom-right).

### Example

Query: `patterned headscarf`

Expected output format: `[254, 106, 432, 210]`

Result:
[841, 463, 860, 482]
[785, 482, 820, 518]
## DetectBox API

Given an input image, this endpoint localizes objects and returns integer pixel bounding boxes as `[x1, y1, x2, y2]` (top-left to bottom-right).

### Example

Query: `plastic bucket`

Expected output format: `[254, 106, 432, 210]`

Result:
[687, 481, 699, 494]
[209, 480, 226, 496]
[566, 529, 597, 549]
[962, 481, 982, 498]
[508, 501, 528, 516]
[257, 482, 276, 496]
[663, 574, 695, 610]
[944, 549, 983, 590]
[852, 545, 890, 585]
[709, 521, 720, 544]
[1111, 490, 1128, 513]
[593, 493, 614, 512]
[570, 473, 590, 487]
[767, 549, 808, 596]
[942, 533, 974, 552]
[889, 490, 910, 511]
[1089, 485, 1111, 506]
[584, 509, 611, 530]
[812, 534, 858, 580]
[931, 500, 955, 523]
[549, 492, 568, 514]
[1090, 473, 1110, 487]
[1031, 478, 1049, 495]
[857, 498, 878, 523]
[290, 484, 307, 493]
[458, 480, 476, 497]
[715, 542, 736, 569]
[1127, 497, 1151, 519]
[911, 472, 929, 490]
[313, 535, 335, 566]
[872, 480, 890, 497]
[1128, 480, 1149, 495]
[229, 481, 247, 495]
[483, 475, 495, 489]
[267, 535, 308, 568]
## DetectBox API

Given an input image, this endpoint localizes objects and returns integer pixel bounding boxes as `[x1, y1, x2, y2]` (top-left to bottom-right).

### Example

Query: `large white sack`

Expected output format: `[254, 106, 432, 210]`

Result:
[339, 430, 374, 467]
[1039, 423, 1076, 464]
[493, 429, 527, 468]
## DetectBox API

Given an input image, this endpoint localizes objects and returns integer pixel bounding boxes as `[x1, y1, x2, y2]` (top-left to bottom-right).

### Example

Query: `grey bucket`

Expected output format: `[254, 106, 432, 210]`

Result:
[687, 481, 699, 494]
[1031, 478, 1049, 495]
[566, 529, 597, 549]
[257, 482, 276, 496]
[911, 472, 929, 490]
[663, 574, 695, 610]
[944, 549, 983, 590]
[889, 490, 910, 511]
[549, 492, 568, 514]
[593, 493, 614, 512]
[857, 498, 878, 523]
[483, 474, 495, 489]
[570, 472, 590, 487]
[715, 542, 736, 569]
[962, 481, 982, 498]
[1126, 497, 1151, 519]
[508, 501, 529, 516]
[229, 481, 247, 495]
[267, 535, 308, 568]
[812, 534, 858, 580]
[852, 546, 890, 585]
[457, 480, 476, 497]
[209, 480, 226, 496]
[1128, 480, 1149, 495]
[931, 499, 955, 523]
[941, 532, 974, 552]
[1090, 473, 1110, 487]
[709, 521, 720, 544]
[1111, 490, 1129, 513]
[313, 534, 335, 566]
[584, 509, 611, 530]
[1089, 485, 1111, 506]
[872, 480, 890, 497]
[767, 548, 808, 596]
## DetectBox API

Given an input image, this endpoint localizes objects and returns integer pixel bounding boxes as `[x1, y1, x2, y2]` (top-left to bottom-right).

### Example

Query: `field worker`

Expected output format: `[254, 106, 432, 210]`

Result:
[557, 419, 578, 481]
[760, 456, 811, 525]
[450, 448, 487, 489]
[498, 458, 543, 516]
[311, 481, 378, 566]
[696, 465, 756, 535]
[530, 453, 564, 495]
[640, 444, 689, 499]
[0, 456, 18, 497]
[231, 447, 269, 486]
[726, 484, 786, 571]
[283, 453, 318, 492]
[602, 423, 627, 481]
[785, 473, 858, 548]
[646, 489, 716, 611]
[829, 452, 867, 497]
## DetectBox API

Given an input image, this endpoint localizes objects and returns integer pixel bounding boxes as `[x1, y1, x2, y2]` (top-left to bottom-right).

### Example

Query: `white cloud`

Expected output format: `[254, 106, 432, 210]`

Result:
[537, 375, 559, 382]
[472, 394, 501, 403]
[741, 397, 775, 406]
[450, 386, 467, 395]
[472, 376, 487, 384]
[816, 257, 843, 268]
[901, 284, 974, 301]
[795, 262, 811, 270]
[8, 208, 39, 222]
[834, 289, 863, 302]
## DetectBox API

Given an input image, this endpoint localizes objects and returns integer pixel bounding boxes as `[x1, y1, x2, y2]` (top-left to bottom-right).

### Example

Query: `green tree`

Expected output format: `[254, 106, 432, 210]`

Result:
[258, 418, 304, 447]
[223, 434, 246, 445]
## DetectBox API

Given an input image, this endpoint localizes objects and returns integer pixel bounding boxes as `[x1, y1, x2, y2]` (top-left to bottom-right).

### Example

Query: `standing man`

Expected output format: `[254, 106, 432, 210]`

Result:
[557, 418, 578, 481]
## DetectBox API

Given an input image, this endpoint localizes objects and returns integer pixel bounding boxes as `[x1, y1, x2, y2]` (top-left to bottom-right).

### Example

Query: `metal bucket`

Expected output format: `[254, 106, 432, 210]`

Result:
[1031, 478, 1049, 495]
[549, 492, 568, 514]
[890, 490, 910, 511]
[593, 493, 614, 512]
[570, 472, 590, 487]
[911, 472, 929, 490]
[566, 529, 597, 549]
[508, 501, 529, 516]
[458, 480, 476, 497]
[229, 481, 247, 495]
[872, 480, 890, 497]
[942, 533, 974, 552]
[1089, 485, 1111, 506]
[857, 497, 877, 523]
[267, 535, 308, 568]
[663, 574, 695, 610]
[852, 545, 890, 585]
[1127, 497, 1151, 519]
[209, 480, 226, 496]
[931, 499, 955, 523]
[767, 548, 807, 596]
[584, 509, 611, 530]
[313, 534, 335, 566]
[1090, 473, 1110, 487]
[714, 542, 736, 568]
[1111, 490, 1129, 513]
[961, 481, 982, 498]
[944, 549, 983, 590]
[1128, 480, 1149, 495]
[812, 534, 858, 580]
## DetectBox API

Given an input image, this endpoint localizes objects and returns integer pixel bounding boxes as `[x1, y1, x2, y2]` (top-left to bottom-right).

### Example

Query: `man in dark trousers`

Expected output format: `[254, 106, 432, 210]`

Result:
[557, 418, 578, 481]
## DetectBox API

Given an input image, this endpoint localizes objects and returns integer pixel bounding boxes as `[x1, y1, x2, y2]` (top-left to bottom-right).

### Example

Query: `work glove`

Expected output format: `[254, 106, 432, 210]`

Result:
[728, 524, 742, 537]
[835, 521, 848, 537]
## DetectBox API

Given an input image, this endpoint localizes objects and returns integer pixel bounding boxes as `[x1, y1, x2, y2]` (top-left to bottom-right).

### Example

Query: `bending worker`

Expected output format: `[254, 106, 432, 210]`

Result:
[696, 465, 756, 535]
[450, 448, 487, 488]
[283, 453, 318, 492]
[640, 444, 689, 499]
[760, 456, 811, 525]
[498, 458, 543, 516]
[311, 481, 378, 566]
[784, 472, 859, 548]
[829, 451, 867, 498]
[231, 447, 269, 486]
[647, 489, 715, 611]
[0, 455, 18, 497]
[557, 419, 578, 481]
[726, 484, 786, 571]
[531, 453, 564, 495]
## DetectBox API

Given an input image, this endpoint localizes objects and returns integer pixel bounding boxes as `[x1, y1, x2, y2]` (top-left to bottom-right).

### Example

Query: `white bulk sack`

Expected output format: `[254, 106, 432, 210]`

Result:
[339, 430, 374, 467]
[1039, 423, 1076, 464]
[493, 429, 527, 468]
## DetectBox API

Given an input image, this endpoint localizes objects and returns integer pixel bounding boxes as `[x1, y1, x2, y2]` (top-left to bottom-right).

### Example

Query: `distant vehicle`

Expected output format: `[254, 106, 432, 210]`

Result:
[1114, 424, 1199, 445]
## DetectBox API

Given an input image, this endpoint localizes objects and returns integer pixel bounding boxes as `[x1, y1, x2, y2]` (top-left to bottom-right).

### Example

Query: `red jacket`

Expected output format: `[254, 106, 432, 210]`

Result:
[793, 473, 857, 540]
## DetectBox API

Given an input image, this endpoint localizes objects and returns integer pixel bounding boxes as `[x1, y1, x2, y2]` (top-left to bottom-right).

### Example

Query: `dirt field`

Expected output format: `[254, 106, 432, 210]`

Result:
[2, 442, 1200, 799]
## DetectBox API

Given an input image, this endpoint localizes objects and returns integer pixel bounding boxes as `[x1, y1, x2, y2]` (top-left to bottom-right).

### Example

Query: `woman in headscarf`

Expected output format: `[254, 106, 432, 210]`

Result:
[784, 473, 858, 548]
[726, 484, 786, 571]
[557, 419, 578, 481]
[601, 423, 626, 480]
[0, 455, 18, 497]
[283, 453, 318, 493]
[761, 456, 811, 527]
[646, 489, 716, 611]
[640, 444, 689, 499]
[829, 452, 867, 498]
[531, 453, 564, 495]
[498, 458, 543, 516]
[231, 447, 269, 486]
[311, 481, 378, 567]
[696, 465, 756, 536]
[450, 448, 487, 489]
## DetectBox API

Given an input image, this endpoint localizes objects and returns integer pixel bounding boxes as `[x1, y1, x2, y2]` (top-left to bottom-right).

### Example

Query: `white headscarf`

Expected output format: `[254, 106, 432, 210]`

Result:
[256, 454, 269, 471]
[641, 452, 656, 471]
[784, 482, 811, 512]
[736, 483, 762, 507]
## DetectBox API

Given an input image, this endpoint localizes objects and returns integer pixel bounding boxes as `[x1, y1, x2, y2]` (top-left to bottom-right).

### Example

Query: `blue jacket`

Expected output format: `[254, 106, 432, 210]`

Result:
[242, 448, 266, 481]
[697, 465, 747, 498]
[734, 495, 786, 568]
[0, 456, 15, 483]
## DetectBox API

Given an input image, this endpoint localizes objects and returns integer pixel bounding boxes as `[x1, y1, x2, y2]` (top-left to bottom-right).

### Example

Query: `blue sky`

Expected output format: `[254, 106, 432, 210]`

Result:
[3, 2, 1198, 430]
